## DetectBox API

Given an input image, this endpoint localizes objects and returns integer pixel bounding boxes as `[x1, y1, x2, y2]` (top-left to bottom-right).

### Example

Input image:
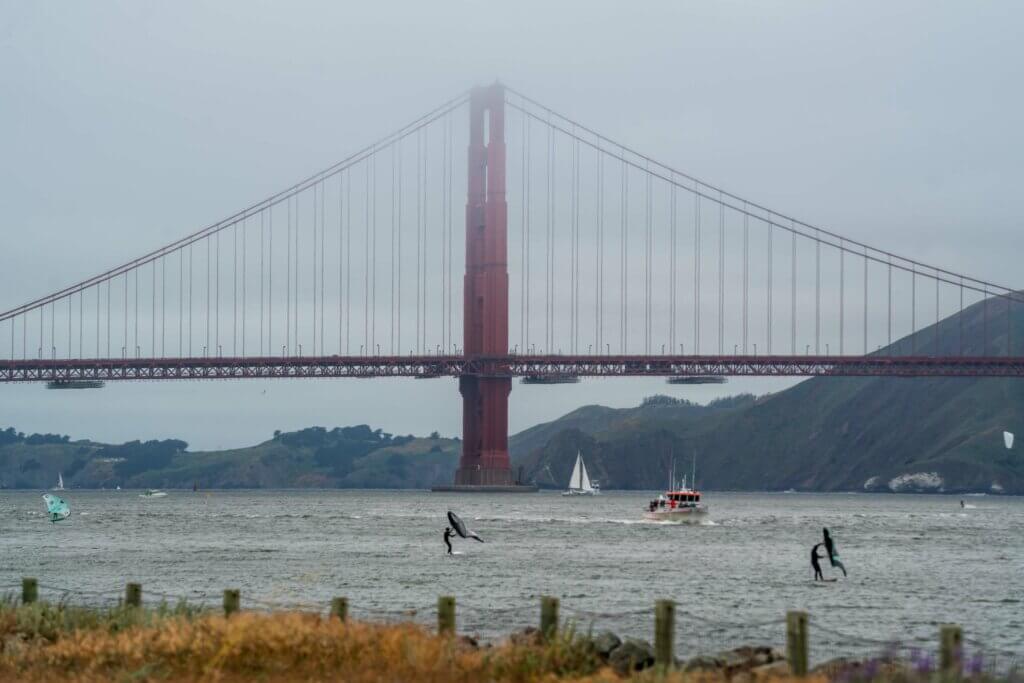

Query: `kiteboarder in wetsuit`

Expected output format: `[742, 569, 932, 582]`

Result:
[810, 543, 825, 581]
[822, 527, 847, 577]
[443, 526, 454, 555]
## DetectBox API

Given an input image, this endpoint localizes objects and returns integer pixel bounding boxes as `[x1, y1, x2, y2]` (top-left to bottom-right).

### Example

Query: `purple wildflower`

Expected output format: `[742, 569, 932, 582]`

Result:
[966, 653, 984, 676]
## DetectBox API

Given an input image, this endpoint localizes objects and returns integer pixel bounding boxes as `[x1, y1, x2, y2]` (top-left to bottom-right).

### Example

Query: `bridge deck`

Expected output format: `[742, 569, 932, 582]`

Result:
[2, 354, 1023, 382]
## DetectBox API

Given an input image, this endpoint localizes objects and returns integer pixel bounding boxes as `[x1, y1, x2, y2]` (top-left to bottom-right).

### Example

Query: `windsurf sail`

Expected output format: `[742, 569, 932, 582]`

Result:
[42, 494, 70, 523]
[1004, 431, 1014, 449]
[447, 510, 484, 543]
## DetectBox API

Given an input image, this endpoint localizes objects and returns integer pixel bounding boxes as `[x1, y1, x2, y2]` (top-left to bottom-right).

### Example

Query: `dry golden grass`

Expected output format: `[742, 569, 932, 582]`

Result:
[0, 606, 828, 683]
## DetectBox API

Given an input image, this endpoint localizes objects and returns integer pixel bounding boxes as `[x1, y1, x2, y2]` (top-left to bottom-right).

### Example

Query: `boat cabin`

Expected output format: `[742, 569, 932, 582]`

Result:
[666, 491, 701, 504]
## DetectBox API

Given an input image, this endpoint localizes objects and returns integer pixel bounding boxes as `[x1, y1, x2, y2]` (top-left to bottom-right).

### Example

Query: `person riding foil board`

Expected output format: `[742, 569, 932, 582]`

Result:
[443, 527, 454, 555]
[810, 543, 825, 581]
[444, 511, 484, 554]
[823, 527, 847, 577]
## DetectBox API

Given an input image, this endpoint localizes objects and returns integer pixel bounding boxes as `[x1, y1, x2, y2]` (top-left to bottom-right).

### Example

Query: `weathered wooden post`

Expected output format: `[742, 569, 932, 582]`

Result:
[223, 589, 240, 617]
[540, 596, 560, 641]
[939, 624, 963, 676]
[330, 597, 349, 622]
[655, 600, 676, 670]
[125, 583, 142, 608]
[21, 577, 38, 605]
[786, 611, 809, 676]
[437, 595, 456, 635]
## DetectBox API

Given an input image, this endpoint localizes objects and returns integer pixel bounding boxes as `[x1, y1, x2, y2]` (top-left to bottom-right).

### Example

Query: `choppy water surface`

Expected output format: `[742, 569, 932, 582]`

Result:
[1, 490, 1021, 660]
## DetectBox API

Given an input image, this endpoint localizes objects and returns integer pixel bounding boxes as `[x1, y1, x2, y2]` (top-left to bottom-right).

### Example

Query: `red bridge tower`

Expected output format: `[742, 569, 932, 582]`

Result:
[437, 83, 535, 492]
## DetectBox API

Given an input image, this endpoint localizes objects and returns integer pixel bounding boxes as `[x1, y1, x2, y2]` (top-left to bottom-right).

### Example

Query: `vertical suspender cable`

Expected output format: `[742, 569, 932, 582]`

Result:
[392, 143, 398, 354]
[621, 156, 628, 353]
[911, 265, 916, 354]
[260, 210, 265, 356]
[743, 206, 749, 354]
[134, 269, 139, 355]
[345, 171, 352, 354]
[366, 157, 372, 355]
[644, 167, 651, 354]
[312, 184, 318, 355]
[693, 184, 700, 355]
[440, 124, 447, 353]
[839, 241, 845, 355]
[206, 234, 211, 354]
[815, 231, 821, 354]
[935, 272, 940, 355]
[372, 155, 377, 355]
[669, 179, 676, 354]
[216, 232, 220, 354]
[447, 112, 454, 351]
[546, 123, 553, 352]
[177, 250, 182, 357]
[887, 256, 892, 354]
[233, 224, 238, 355]
[864, 248, 868, 355]
[286, 197, 291, 354]
[188, 243, 193, 357]
[596, 149, 603, 353]
[321, 180, 326, 355]
[524, 109, 531, 353]
[295, 189, 300, 354]
[415, 133, 421, 353]
[396, 148, 402, 354]
[766, 219, 772, 355]
[161, 260, 165, 357]
[520, 108, 526, 353]
[268, 204, 273, 355]
[123, 272, 128, 357]
[718, 194, 724, 355]
[243, 213, 248, 357]
[421, 131, 427, 355]
[791, 228, 796, 354]
[549, 129, 556, 351]
[958, 278, 963, 356]
[339, 169, 345, 354]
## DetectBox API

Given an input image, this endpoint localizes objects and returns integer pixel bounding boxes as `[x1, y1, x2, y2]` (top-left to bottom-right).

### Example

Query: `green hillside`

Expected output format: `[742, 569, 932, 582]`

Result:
[0, 426, 458, 490]
[514, 294, 1024, 494]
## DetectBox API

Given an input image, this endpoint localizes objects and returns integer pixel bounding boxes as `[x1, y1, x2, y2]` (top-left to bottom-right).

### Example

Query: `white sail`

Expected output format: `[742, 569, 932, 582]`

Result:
[578, 457, 594, 492]
[1005, 431, 1015, 449]
[55, 473, 64, 491]
[568, 454, 583, 490]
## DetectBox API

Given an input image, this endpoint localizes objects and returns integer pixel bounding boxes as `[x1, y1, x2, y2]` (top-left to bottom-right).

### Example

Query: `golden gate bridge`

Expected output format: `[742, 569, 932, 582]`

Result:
[2, 83, 1021, 489]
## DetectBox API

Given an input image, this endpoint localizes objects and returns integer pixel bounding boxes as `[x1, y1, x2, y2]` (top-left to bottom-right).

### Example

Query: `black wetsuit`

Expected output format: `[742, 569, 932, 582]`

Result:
[810, 543, 824, 581]
[443, 527, 454, 555]
[823, 528, 847, 577]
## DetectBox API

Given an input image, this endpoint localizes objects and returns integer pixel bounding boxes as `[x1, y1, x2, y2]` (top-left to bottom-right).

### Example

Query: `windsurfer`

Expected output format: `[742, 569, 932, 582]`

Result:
[443, 526, 454, 555]
[810, 543, 825, 581]
[823, 527, 847, 577]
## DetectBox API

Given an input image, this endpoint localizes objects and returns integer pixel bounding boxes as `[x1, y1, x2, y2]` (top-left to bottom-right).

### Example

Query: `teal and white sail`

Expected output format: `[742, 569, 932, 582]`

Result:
[42, 493, 70, 523]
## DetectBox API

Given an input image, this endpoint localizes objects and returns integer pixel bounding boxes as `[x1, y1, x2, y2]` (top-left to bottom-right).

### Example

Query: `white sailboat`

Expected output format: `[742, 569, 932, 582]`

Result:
[53, 473, 65, 491]
[562, 452, 600, 496]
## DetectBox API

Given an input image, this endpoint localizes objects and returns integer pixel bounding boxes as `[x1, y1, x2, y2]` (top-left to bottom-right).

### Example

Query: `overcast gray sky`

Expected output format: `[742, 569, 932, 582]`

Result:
[2, 1, 1023, 449]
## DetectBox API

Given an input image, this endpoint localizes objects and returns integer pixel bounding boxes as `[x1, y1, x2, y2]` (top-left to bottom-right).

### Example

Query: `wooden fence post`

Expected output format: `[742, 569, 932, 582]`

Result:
[540, 596, 560, 641]
[940, 624, 963, 676]
[437, 596, 456, 635]
[786, 611, 809, 676]
[655, 600, 676, 670]
[330, 597, 348, 622]
[21, 577, 38, 605]
[125, 583, 142, 608]
[223, 589, 240, 617]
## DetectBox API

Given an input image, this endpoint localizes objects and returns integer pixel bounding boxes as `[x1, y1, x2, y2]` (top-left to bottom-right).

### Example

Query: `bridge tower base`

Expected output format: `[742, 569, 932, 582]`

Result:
[432, 83, 536, 494]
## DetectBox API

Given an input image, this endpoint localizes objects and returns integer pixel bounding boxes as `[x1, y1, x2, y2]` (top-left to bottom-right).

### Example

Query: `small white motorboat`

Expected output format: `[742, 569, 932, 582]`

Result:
[643, 456, 707, 522]
[139, 489, 168, 498]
